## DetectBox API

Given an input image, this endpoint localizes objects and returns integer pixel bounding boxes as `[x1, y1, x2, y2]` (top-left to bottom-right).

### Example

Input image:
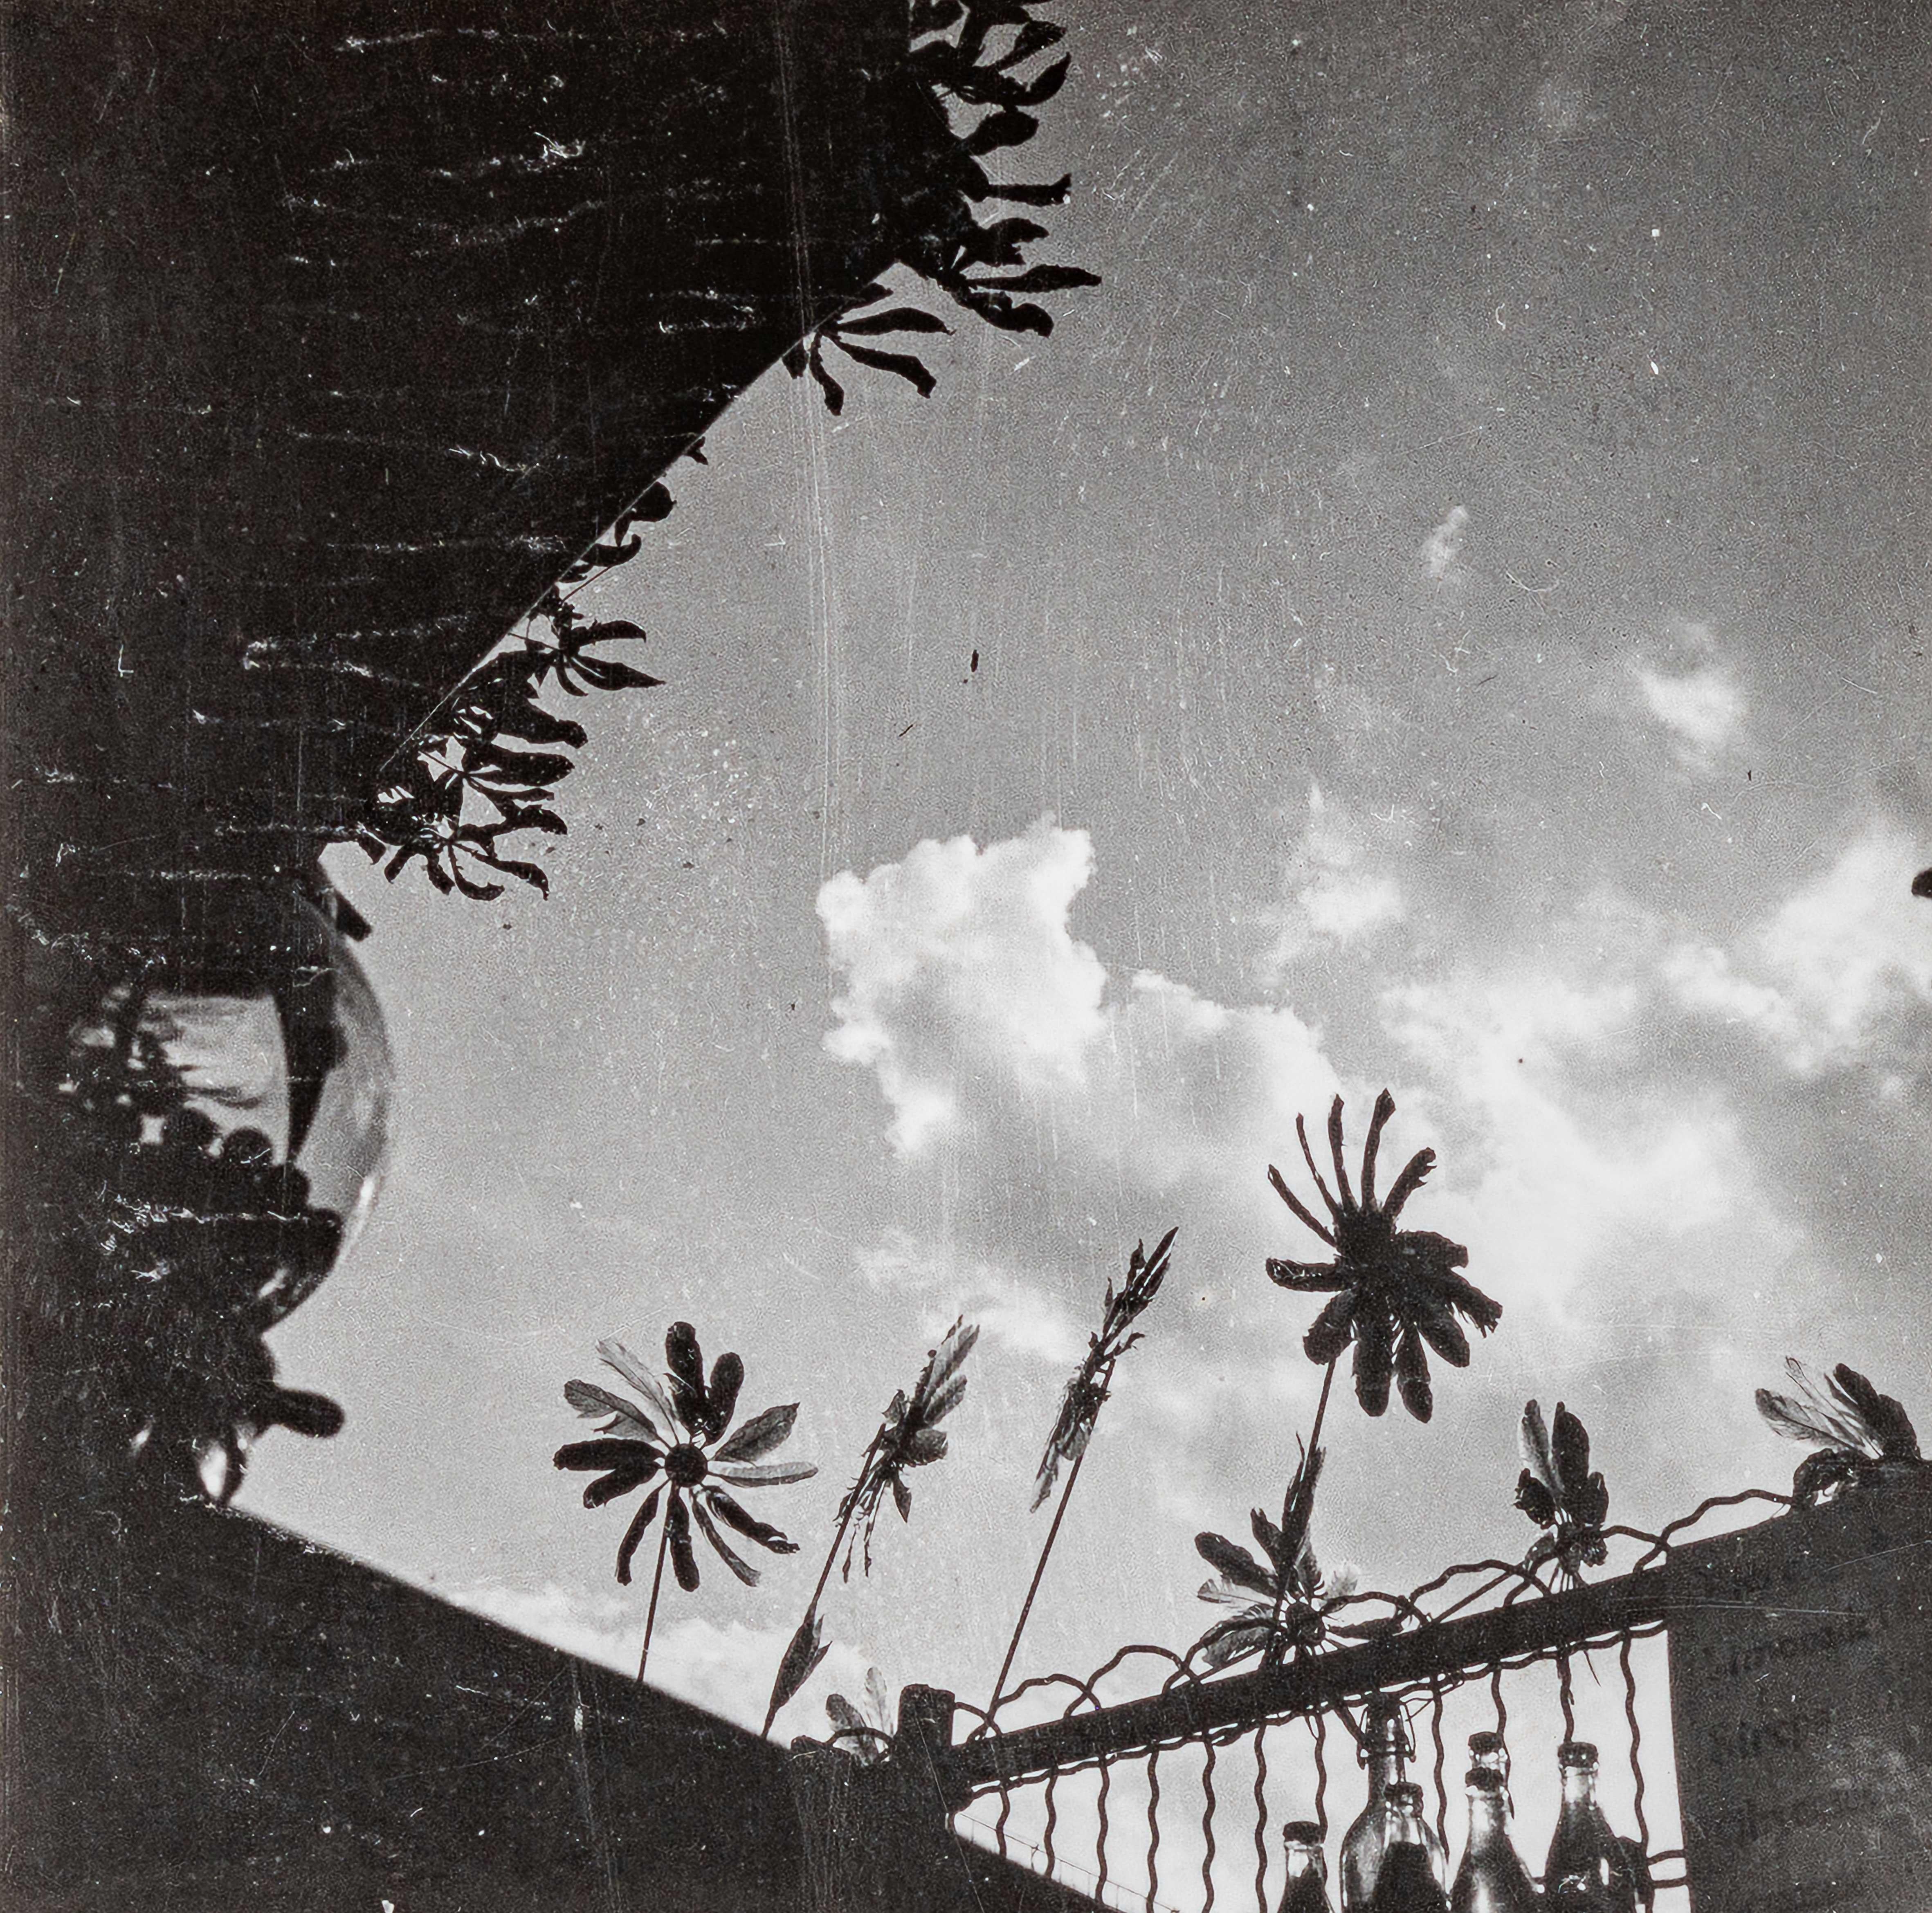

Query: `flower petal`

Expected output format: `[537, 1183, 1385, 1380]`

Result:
[714, 1403, 800, 1464]
[707, 1487, 798, 1554]
[1266, 1258, 1349, 1292]
[1304, 1290, 1357, 1367]
[1380, 1147, 1436, 1219]
[666, 1322, 709, 1432]
[1395, 1323, 1433, 1422]
[615, 1487, 663, 1585]
[1519, 1401, 1560, 1494]
[705, 1352, 745, 1440]
[1267, 1162, 1337, 1247]
[712, 1459, 819, 1487]
[1296, 1112, 1341, 1219]
[585, 1454, 661, 1508]
[667, 1493, 701, 1591]
[597, 1340, 682, 1432]
[1514, 1470, 1558, 1529]
[919, 1319, 979, 1403]
[555, 1436, 662, 1472]
[1552, 1403, 1592, 1496]
[1409, 1294, 1471, 1368]
[692, 1496, 761, 1586]
[1352, 1311, 1393, 1416]
[1326, 1096, 1356, 1210]
[1195, 1531, 1275, 1597]
[565, 1379, 667, 1443]
[770, 1613, 829, 1713]
[1359, 1090, 1397, 1210]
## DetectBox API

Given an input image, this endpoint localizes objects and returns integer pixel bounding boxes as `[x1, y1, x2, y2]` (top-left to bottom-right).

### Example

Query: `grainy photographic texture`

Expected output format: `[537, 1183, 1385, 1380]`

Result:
[4, 2, 1930, 1909]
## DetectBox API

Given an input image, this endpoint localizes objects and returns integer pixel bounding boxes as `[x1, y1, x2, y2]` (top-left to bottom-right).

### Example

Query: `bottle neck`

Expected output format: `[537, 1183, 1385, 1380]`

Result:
[1559, 1765, 1600, 1814]
[1365, 1744, 1405, 1798]
[1465, 1787, 1510, 1847]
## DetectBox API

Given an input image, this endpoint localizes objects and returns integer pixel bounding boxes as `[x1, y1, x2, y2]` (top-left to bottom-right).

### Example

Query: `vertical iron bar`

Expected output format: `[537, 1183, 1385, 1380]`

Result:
[1201, 1734, 1220, 1913]
[1620, 1633, 1651, 1852]
[1253, 1722, 1271, 1913]
[1147, 1748, 1163, 1913]
[1313, 1710, 1330, 1837]
[1558, 1651, 1576, 1742]
[1043, 1768, 1060, 1881]
[1097, 1754, 1114, 1904]
[1429, 1679, 1449, 1860]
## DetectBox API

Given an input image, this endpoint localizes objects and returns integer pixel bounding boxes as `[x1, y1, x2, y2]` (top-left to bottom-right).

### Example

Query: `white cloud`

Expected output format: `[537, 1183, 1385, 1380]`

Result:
[1665, 820, 1932, 1072]
[1258, 786, 1405, 982]
[436, 1578, 877, 1738]
[858, 1226, 1086, 1365]
[1632, 622, 1745, 772]
[1385, 957, 1791, 1325]
[818, 819, 1108, 1154]
[1422, 504, 1469, 581]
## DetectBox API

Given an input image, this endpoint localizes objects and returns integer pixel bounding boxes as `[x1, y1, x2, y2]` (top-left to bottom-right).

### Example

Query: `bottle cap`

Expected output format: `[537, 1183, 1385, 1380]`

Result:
[1283, 1821, 1325, 1846]
[1361, 1693, 1413, 1760]
[1557, 1740, 1599, 1767]
[1465, 1768, 1507, 1791]
[1468, 1731, 1505, 1755]
[1387, 1781, 1425, 1809]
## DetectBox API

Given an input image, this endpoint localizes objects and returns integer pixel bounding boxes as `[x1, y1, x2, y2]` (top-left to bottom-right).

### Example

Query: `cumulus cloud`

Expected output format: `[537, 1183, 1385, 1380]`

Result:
[818, 820, 1107, 1154]
[1385, 955, 1794, 1329]
[858, 1226, 1086, 1365]
[819, 819, 1339, 1209]
[1664, 820, 1932, 1073]
[816, 812, 1924, 1534]
[1422, 504, 1469, 581]
[1632, 622, 1746, 772]
[1258, 785, 1406, 983]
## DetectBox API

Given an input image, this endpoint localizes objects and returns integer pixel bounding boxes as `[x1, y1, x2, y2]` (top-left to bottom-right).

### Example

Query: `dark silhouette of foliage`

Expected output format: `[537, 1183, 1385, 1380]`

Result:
[786, 0, 1099, 413]
[1266, 1091, 1499, 1422]
[1516, 1399, 1610, 1585]
[838, 1316, 978, 1578]
[824, 1667, 896, 1763]
[49, 988, 346, 1502]
[353, 570, 664, 902]
[1033, 1228, 1176, 1509]
[1192, 1444, 1390, 1669]
[765, 1318, 978, 1733]
[1756, 1357, 1922, 1502]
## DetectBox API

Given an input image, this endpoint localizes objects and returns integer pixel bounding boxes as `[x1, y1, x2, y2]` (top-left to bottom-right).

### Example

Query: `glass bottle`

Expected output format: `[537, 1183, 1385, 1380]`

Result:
[1466, 1731, 1510, 1789]
[1370, 1783, 1449, 1913]
[1545, 1742, 1637, 1913]
[1450, 1771, 1539, 1913]
[1280, 1820, 1334, 1913]
[1339, 1696, 1411, 1911]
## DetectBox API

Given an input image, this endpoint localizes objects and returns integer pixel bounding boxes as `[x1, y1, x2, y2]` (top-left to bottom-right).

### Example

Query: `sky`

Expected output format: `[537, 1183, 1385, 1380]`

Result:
[243, 0, 1929, 1891]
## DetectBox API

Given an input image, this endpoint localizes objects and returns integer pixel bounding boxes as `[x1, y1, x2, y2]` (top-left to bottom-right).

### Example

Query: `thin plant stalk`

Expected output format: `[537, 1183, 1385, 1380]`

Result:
[1261, 1353, 1338, 1668]
[637, 1515, 672, 1682]
[988, 1358, 1115, 1719]
[762, 1428, 883, 1736]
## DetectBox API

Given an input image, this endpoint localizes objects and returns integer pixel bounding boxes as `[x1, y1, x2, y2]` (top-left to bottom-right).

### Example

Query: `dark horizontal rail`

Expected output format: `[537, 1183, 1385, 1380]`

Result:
[942, 1556, 1704, 1801]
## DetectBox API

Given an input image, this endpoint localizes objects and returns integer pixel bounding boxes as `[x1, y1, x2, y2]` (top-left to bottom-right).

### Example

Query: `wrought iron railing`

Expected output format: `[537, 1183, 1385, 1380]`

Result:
[834, 1489, 1798, 1913]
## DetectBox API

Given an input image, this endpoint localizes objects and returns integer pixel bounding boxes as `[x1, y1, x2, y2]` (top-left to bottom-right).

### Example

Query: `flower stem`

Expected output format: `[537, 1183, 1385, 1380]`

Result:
[988, 1359, 1115, 1722]
[637, 1513, 672, 1683]
[1262, 1354, 1339, 1668]
[762, 1426, 884, 1736]
[1305, 1350, 1339, 1459]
